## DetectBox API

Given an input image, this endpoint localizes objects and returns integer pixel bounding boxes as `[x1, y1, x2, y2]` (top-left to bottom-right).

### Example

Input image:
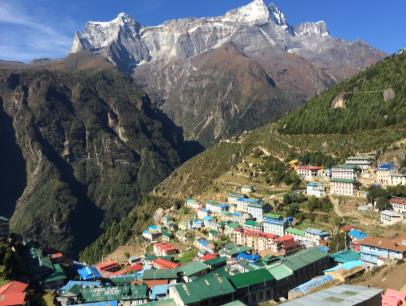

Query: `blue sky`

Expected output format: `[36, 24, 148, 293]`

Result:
[1, 0, 405, 62]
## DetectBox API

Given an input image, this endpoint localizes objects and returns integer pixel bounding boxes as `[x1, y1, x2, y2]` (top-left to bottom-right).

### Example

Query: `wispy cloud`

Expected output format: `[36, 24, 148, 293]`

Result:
[0, 0, 74, 62]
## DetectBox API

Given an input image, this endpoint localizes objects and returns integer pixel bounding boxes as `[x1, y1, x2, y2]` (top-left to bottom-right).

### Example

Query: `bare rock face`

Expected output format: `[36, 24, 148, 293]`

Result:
[383, 88, 396, 102]
[0, 66, 187, 256]
[331, 93, 348, 109]
[153, 208, 165, 224]
[70, 0, 385, 146]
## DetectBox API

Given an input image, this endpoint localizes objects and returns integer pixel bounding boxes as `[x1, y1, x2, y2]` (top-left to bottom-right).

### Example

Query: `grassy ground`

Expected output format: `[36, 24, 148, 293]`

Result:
[178, 248, 198, 264]
[43, 293, 55, 306]
[351, 261, 406, 291]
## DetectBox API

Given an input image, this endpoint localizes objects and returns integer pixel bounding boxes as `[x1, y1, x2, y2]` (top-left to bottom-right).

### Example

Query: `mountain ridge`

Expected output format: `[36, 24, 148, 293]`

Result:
[0, 55, 202, 256]
[69, 0, 385, 146]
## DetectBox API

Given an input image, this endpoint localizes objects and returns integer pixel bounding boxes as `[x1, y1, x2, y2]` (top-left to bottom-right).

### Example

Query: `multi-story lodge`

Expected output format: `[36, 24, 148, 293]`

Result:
[344, 155, 373, 171]
[377, 163, 394, 185]
[235, 197, 262, 213]
[185, 198, 201, 210]
[359, 234, 406, 265]
[331, 164, 358, 180]
[247, 202, 271, 222]
[231, 228, 276, 252]
[296, 165, 322, 180]
[330, 178, 357, 196]
[303, 228, 329, 247]
[389, 173, 406, 186]
[227, 193, 245, 205]
[376, 163, 406, 186]
[390, 197, 406, 215]
[0, 216, 9, 241]
[263, 213, 289, 236]
[330, 164, 359, 196]
[205, 201, 229, 215]
[306, 182, 326, 198]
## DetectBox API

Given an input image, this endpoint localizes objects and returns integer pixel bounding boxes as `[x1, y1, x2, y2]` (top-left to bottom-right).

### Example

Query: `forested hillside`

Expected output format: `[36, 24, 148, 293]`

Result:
[278, 53, 406, 134]
[81, 123, 406, 263]
[0, 58, 198, 256]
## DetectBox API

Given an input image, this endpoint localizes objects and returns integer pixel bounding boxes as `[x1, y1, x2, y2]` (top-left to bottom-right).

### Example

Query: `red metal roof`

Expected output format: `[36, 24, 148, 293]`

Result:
[50, 252, 64, 258]
[341, 225, 355, 232]
[274, 235, 295, 243]
[143, 279, 169, 288]
[153, 258, 180, 269]
[154, 242, 178, 252]
[0, 281, 28, 295]
[0, 281, 28, 306]
[297, 165, 322, 171]
[389, 197, 406, 206]
[97, 260, 119, 271]
[201, 253, 217, 261]
[112, 263, 143, 276]
[235, 228, 276, 239]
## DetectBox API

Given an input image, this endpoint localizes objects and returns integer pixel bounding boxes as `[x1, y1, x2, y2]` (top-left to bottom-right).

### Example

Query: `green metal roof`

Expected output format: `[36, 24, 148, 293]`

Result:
[330, 249, 360, 263]
[264, 213, 283, 219]
[223, 244, 252, 256]
[286, 227, 306, 237]
[177, 261, 209, 277]
[333, 164, 358, 170]
[228, 269, 274, 289]
[244, 220, 261, 227]
[174, 274, 235, 304]
[209, 229, 218, 236]
[205, 257, 227, 267]
[267, 264, 293, 280]
[80, 284, 147, 302]
[162, 230, 172, 237]
[226, 222, 240, 228]
[221, 301, 247, 306]
[140, 299, 176, 306]
[110, 274, 137, 284]
[142, 269, 178, 280]
[330, 178, 355, 184]
[282, 248, 328, 272]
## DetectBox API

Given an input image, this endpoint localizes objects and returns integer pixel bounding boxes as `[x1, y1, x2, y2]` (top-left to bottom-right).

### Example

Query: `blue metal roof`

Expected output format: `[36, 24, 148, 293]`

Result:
[77, 266, 102, 280]
[324, 260, 366, 272]
[203, 216, 213, 221]
[305, 228, 329, 237]
[59, 280, 101, 293]
[232, 212, 242, 217]
[149, 284, 169, 300]
[378, 163, 394, 171]
[236, 252, 261, 263]
[237, 197, 260, 203]
[198, 238, 209, 246]
[289, 275, 334, 294]
[307, 182, 320, 187]
[319, 246, 329, 253]
[349, 229, 368, 240]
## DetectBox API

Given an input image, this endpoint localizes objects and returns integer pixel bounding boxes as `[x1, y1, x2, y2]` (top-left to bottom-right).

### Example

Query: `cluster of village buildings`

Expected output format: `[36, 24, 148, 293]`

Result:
[297, 156, 406, 225]
[0, 155, 406, 305]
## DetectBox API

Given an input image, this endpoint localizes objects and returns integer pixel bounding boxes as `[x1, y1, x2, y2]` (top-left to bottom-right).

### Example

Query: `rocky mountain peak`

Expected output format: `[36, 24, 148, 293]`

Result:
[295, 21, 330, 37]
[223, 0, 270, 26]
[267, 2, 289, 26]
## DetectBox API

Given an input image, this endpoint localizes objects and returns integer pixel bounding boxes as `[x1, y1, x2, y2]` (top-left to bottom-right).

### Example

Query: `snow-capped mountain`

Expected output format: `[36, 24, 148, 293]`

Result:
[70, 0, 336, 69]
[70, 0, 385, 146]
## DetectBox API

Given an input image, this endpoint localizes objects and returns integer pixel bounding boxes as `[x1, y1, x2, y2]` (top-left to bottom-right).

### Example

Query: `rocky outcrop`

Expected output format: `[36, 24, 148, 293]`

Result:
[0, 64, 192, 256]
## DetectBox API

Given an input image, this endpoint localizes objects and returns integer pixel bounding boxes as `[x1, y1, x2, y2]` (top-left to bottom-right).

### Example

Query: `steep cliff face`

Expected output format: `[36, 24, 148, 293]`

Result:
[70, 0, 385, 146]
[0, 64, 190, 256]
